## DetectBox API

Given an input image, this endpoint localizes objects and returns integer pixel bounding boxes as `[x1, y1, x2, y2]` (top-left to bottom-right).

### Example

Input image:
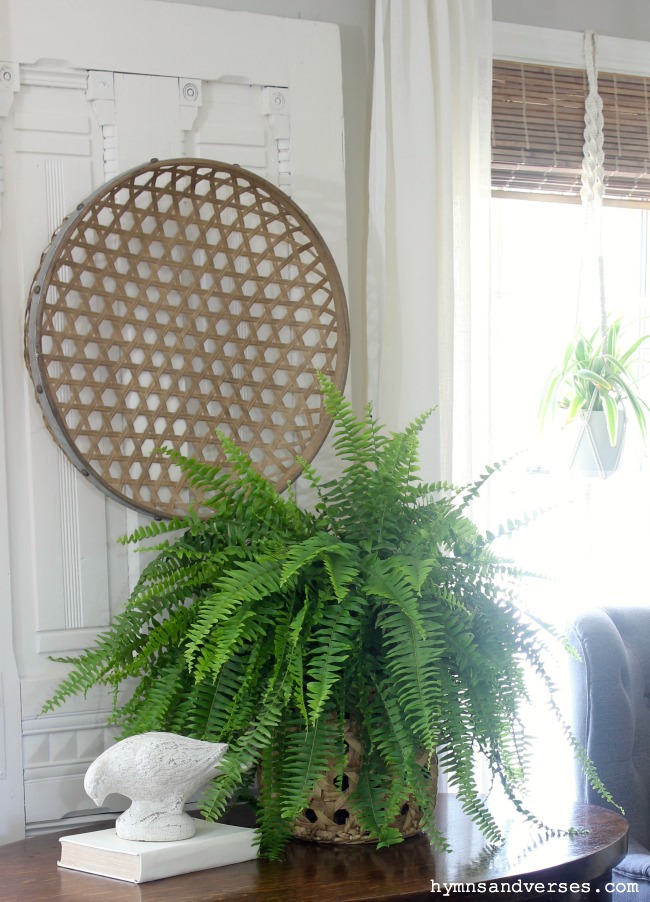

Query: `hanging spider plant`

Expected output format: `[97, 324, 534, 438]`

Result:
[539, 318, 650, 446]
[42, 376, 613, 860]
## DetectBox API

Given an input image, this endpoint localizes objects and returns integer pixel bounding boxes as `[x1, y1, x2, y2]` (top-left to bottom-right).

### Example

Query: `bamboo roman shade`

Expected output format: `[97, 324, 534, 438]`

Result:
[492, 60, 650, 203]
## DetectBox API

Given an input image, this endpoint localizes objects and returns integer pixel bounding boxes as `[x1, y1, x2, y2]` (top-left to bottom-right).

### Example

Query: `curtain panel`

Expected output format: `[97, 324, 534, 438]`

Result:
[366, 0, 493, 484]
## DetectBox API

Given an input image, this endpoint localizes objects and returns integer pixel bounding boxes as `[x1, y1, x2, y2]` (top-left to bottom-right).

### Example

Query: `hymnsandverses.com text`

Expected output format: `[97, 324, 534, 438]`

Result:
[430, 880, 638, 896]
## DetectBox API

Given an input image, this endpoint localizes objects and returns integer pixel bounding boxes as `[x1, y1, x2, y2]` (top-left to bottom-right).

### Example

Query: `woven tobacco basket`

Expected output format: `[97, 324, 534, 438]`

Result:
[292, 720, 438, 844]
[24, 158, 349, 518]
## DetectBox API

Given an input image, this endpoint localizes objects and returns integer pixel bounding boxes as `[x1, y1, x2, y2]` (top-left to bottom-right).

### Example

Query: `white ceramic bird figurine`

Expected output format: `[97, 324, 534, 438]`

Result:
[84, 731, 229, 841]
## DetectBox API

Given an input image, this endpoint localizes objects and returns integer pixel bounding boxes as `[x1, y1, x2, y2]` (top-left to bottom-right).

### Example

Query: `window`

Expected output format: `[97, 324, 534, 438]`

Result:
[489, 199, 650, 604]
[489, 31, 650, 618]
[488, 27, 650, 801]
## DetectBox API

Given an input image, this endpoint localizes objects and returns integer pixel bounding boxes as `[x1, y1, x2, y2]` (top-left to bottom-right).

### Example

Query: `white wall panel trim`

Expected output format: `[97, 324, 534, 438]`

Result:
[35, 628, 103, 655]
[20, 64, 87, 90]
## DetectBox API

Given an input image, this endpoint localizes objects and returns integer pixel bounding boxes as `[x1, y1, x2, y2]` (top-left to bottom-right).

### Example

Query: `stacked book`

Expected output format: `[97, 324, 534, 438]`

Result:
[58, 821, 258, 883]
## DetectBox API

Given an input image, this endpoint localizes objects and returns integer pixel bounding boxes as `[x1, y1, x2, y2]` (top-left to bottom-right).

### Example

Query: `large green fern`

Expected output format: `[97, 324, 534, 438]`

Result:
[42, 374, 614, 859]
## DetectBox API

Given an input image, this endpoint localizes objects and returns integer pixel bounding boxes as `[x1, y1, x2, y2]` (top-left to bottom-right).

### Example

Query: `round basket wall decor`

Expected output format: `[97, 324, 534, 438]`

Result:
[24, 158, 349, 518]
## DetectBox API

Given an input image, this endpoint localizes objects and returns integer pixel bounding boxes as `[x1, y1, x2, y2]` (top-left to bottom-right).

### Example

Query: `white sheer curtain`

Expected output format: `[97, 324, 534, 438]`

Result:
[366, 0, 493, 486]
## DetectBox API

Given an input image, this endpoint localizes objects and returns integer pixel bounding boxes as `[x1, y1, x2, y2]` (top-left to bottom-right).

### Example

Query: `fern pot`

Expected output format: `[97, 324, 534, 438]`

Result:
[291, 720, 438, 844]
[567, 409, 625, 477]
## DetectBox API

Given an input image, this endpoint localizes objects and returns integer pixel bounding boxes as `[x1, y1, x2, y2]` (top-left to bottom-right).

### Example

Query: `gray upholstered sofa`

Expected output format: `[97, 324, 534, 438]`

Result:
[569, 606, 650, 900]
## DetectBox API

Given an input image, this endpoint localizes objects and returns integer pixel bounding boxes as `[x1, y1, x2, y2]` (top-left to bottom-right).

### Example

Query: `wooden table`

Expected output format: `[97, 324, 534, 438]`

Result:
[0, 796, 627, 902]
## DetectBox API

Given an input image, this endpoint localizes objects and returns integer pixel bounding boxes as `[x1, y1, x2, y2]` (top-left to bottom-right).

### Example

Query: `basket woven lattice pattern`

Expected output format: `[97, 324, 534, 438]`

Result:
[25, 159, 349, 518]
[292, 720, 437, 844]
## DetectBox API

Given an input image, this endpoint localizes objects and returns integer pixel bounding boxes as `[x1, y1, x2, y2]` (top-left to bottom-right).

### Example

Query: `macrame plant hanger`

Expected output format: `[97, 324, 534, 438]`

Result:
[570, 31, 624, 476]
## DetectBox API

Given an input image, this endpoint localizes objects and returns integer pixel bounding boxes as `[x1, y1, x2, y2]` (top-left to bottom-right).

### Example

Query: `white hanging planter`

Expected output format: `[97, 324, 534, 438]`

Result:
[540, 36, 648, 469]
[567, 408, 625, 477]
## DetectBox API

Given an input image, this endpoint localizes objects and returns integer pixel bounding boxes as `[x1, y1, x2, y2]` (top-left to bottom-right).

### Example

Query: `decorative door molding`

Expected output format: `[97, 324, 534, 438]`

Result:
[0, 0, 346, 839]
[0, 62, 19, 228]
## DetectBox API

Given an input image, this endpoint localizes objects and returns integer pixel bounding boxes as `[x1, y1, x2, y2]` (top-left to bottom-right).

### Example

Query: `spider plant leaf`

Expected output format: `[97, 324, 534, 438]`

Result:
[575, 368, 613, 392]
[600, 354, 626, 376]
[618, 334, 650, 366]
[574, 338, 589, 364]
[609, 373, 648, 440]
[538, 371, 564, 427]
[601, 392, 619, 445]
[566, 394, 585, 422]
[540, 318, 649, 446]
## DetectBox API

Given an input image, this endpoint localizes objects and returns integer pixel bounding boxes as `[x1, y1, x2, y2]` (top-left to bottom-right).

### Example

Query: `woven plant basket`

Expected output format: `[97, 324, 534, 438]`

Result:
[292, 720, 437, 844]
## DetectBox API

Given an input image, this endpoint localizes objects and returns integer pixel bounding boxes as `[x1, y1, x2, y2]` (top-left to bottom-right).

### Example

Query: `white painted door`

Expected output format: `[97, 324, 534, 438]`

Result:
[0, 0, 346, 842]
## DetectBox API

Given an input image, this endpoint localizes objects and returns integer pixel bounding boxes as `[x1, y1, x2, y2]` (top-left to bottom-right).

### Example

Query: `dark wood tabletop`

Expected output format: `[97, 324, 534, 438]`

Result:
[0, 795, 628, 902]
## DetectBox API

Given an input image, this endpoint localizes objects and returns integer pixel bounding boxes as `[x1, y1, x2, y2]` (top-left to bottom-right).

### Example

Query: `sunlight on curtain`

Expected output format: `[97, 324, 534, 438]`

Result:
[366, 0, 493, 485]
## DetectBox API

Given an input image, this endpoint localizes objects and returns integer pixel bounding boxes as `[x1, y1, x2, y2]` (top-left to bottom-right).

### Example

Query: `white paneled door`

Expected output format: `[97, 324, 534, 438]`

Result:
[0, 0, 346, 842]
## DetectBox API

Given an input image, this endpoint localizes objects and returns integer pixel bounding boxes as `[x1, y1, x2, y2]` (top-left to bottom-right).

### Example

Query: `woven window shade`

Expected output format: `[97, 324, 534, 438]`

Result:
[492, 60, 650, 203]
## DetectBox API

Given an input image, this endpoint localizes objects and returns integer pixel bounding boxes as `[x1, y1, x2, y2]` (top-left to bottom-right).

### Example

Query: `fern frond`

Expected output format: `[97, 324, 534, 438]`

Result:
[280, 713, 339, 820]
[185, 557, 282, 666]
[378, 603, 445, 750]
[305, 593, 361, 724]
[116, 651, 189, 737]
[41, 646, 115, 713]
[279, 534, 352, 585]
[118, 512, 195, 545]
[365, 557, 427, 636]
[352, 754, 403, 848]
[257, 725, 294, 859]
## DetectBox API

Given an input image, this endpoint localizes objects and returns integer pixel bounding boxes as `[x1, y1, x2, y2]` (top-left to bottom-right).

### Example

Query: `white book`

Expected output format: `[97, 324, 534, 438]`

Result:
[58, 821, 258, 883]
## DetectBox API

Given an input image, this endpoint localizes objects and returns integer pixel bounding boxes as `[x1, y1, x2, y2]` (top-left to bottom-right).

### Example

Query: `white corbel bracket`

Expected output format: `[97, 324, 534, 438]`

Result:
[179, 78, 202, 142]
[262, 86, 290, 140]
[86, 70, 116, 125]
[262, 86, 289, 116]
[262, 87, 291, 194]
[0, 63, 20, 228]
[0, 63, 20, 117]
[86, 71, 117, 181]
